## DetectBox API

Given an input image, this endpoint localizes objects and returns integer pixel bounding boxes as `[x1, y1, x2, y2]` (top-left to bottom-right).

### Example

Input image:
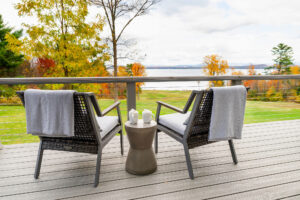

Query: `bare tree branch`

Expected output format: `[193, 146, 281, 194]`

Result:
[116, 0, 159, 42]
[90, 0, 160, 80]
[90, 0, 113, 33]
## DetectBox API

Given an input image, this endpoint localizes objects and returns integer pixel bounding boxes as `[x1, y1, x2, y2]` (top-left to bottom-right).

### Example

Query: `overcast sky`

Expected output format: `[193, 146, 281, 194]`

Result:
[1, 0, 300, 66]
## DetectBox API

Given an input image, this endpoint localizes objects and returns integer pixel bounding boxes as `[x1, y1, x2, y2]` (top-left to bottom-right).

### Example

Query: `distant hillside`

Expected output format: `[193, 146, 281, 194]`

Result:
[230, 64, 268, 69]
[106, 64, 269, 70]
[145, 64, 268, 69]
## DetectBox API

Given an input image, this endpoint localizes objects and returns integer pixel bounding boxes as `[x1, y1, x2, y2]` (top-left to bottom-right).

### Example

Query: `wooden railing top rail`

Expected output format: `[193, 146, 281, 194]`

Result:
[1, 75, 300, 85]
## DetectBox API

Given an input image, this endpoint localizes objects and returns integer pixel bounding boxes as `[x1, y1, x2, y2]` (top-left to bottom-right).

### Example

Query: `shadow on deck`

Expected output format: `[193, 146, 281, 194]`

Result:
[1, 120, 300, 200]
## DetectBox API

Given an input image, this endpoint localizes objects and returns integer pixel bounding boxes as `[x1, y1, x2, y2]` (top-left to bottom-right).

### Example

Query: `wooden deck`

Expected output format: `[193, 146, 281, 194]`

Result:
[1, 120, 300, 200]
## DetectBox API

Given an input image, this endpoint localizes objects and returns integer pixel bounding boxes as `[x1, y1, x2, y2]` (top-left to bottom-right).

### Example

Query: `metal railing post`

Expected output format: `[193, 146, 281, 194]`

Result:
[231, 80, 242, 86]
[126, 82, 136, 119]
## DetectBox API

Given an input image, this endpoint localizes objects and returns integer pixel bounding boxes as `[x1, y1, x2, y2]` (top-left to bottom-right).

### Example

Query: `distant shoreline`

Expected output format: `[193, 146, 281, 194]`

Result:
[107, 64, 268, 70]
[144, 65, 268, 70]
[106, 64, 268, 70]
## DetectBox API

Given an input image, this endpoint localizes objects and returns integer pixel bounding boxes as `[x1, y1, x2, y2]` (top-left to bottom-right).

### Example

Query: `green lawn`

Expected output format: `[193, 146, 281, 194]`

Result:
[1, 90, 300, 145]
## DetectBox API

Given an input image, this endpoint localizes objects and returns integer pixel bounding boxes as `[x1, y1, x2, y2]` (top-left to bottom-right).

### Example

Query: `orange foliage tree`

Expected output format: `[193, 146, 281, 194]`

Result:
[203, 54, 229, 87]
[20, 58, 55, 77]
[230, 68, 244, 86]
[37, 58, 56, 77]
[116, 63, 146, 99]
[130, 63, 146, 94]
[78, 64, 111, 97]
[243, 65, 257, 88]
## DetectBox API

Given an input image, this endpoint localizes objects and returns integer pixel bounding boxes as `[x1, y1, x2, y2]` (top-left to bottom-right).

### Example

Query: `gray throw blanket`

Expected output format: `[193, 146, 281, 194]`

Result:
[208, 86, 247, 141]
[24, 89, 75, 137]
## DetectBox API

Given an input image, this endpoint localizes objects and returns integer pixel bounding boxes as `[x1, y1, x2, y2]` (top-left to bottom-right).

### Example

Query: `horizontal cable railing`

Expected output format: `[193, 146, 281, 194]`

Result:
[0, 75, 300, 146]
[1, 75, 300, 84]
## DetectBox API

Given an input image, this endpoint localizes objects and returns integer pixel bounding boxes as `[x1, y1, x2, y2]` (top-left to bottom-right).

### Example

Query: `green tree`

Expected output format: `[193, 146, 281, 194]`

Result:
[0, 15, 24, 77]
[6, 0, 109, 78]
[271, 43, 294, 74]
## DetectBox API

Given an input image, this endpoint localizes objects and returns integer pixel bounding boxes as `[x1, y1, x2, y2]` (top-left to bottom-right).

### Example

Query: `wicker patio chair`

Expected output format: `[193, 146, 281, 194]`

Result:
[17, 91, 123, 187]
[155, 89, 238, 179]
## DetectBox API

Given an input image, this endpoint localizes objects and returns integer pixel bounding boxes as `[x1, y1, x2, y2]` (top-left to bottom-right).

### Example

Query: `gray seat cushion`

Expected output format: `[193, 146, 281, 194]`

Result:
[96, 116, 119, 138]
[183, 111, 191, 125]
[159, 112, 190, 135]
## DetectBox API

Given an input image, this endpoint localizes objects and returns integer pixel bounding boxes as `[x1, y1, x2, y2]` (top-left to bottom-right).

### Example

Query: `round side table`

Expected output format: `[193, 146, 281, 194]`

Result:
[125, 119, 157, 175]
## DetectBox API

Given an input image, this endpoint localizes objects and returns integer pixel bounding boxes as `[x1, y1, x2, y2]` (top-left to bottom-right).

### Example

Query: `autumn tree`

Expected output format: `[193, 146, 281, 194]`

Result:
[203, 54, 229, 87]
[243, 65, 256, 88]
[289, 65, 300, 91]
[271, 43, 294, 74]
[0, 15, 24, 77]
[36, 58, 56, 77]
[128, 63, 146, 98]
[290, 66, 300, 75]
[6, 0, 109, 80]
[116, 62, 146, 98]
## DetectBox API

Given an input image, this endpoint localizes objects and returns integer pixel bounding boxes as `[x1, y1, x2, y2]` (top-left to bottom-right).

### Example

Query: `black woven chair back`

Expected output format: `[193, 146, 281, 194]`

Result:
[17, 92, 98, 144]
[187, 90, 214, 148]
[72, 94, 98, 143]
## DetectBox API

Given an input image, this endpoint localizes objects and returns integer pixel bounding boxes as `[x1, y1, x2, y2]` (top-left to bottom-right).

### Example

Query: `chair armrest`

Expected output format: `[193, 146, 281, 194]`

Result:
[157, 101, 184, 114]
[16, 91, 25, 106]
[88, 93, 102, 117]
[102, 101, 121, 116]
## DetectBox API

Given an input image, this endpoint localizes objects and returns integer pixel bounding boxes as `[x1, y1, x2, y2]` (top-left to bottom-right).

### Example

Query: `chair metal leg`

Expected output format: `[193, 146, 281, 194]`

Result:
[34, 141, 44, 179]
[120, 130, 124, 155]
[155, 130, 158, 154]
[183, 143, 194, 179]
[94, 147, 102, 187]
[228, 140, 238, 164]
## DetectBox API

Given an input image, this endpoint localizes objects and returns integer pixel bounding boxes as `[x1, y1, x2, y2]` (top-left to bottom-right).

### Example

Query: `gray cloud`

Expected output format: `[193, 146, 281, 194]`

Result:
[196, 21, 255, 33]
[158, 0, 210, 15]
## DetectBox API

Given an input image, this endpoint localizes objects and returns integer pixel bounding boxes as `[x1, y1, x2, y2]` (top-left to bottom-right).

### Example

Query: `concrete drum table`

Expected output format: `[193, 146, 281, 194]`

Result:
[125, 119, 157, 175]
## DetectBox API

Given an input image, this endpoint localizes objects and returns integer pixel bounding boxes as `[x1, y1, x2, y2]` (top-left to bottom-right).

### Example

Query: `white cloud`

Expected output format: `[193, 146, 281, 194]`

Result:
[122, 0, 300, 65]
[1, 0, 300, 66]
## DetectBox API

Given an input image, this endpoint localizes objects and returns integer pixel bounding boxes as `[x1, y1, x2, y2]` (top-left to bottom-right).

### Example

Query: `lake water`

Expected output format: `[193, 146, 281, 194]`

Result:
[142, 68, 265, 90]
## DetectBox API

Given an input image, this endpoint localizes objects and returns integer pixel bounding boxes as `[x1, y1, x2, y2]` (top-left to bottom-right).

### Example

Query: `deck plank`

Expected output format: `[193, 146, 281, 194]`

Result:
[1, 127, 299, 164]
[0, 120, 300, 200]
[1, 138, 300, 179]
[1, 132, 300, 171]
[3, 153, 300, 200]
[132, 170, 300, 200]
[1, 143, 300, 188]
[210, 181, 300, 200]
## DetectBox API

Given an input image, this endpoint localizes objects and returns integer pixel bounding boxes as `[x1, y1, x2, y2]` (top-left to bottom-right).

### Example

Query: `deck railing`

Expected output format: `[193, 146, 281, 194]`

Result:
[2, 75, 300, 111]
[0, 74, 300, 147]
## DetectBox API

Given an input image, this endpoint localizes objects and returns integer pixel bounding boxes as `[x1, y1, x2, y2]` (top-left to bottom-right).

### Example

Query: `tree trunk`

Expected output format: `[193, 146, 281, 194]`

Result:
[63, 65, 71, 89]
[113, 40, 118, 77]
[112, 29, 118, 101]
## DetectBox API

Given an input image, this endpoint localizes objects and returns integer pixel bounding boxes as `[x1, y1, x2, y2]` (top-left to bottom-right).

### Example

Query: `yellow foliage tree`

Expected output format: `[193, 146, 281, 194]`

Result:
[290, 66, 300, 74]
[6, 0, 109, 79]
[230, 69, 244, 86]
[266, 87, 284, 101]
[203, 54, 229, 87]
[289, 65, 300, 90]
[117, 66, 128, 76]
